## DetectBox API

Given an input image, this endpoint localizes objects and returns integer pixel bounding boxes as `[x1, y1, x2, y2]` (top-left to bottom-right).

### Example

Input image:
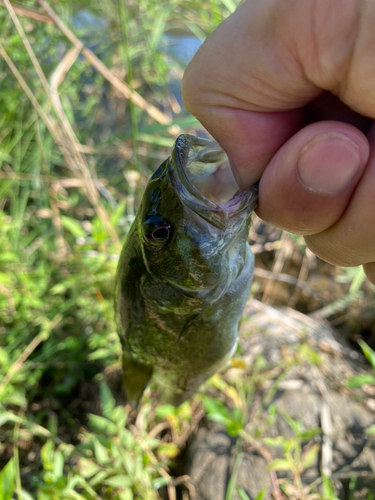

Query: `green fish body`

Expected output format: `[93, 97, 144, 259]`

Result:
[115, 135, 258, 406]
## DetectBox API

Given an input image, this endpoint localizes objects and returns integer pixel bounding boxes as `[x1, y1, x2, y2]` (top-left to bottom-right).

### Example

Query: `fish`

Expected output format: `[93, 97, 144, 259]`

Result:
[115, 134, 258, 407]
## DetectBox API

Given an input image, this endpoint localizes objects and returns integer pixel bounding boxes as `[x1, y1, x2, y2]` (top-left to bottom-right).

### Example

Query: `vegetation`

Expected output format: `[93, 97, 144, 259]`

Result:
[0, 1, 375, 499]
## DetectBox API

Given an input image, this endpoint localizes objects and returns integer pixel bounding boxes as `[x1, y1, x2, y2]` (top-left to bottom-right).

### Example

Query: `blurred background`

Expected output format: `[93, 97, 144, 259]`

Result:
[1, 1, 375, 499]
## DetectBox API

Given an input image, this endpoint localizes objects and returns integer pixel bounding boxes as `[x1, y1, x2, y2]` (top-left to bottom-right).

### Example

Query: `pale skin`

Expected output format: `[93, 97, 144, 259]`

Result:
[182, 0, 375, 284]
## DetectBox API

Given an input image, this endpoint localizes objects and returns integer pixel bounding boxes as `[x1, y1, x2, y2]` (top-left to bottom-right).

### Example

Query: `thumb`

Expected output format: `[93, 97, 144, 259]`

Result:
[256, 121, 369, 235]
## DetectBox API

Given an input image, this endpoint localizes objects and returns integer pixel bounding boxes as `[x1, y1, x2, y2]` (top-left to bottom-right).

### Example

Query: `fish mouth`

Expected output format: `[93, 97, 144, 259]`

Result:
[170, 135, 258, 230]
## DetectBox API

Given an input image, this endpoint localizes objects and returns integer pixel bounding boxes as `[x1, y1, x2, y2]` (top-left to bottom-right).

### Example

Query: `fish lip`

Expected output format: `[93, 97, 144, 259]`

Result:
[172, 135, 219, 210]
[170, 134, 258, 230]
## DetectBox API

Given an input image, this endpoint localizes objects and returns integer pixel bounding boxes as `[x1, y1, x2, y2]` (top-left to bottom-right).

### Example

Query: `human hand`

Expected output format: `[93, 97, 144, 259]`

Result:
[182, 0, 375, 283]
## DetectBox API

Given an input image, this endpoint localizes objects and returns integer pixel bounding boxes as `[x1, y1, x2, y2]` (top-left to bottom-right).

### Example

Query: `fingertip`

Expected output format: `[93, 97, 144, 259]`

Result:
[296, 132, 367, 194]
[363, 263, 375, 286]
[257, 121, 369, 234]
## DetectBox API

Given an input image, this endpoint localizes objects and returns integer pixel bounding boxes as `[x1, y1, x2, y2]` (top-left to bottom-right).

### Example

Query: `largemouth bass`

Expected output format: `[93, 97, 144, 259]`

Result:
[115, 135, 258, 406]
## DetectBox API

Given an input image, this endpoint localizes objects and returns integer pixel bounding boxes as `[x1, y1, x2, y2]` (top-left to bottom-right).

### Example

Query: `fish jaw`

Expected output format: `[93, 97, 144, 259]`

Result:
[170, 134, 258, 233]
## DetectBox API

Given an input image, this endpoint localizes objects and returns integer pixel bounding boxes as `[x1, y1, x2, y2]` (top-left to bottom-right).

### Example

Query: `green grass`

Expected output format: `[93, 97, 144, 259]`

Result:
[1, 0, 375, 498]
[0, 1, 239, 497]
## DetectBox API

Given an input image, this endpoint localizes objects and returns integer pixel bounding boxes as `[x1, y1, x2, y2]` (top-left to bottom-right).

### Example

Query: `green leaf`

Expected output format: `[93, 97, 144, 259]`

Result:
[221, 0, 237, 12]
[118, 488, 133, 500]
[0, 412, 17, 427]
[89, 470, 109, 486]
[119, 428, 135, 449]
[298, 344, 321, 365]
[0, 458, 15, 500]
[88, 414, 118, 435]
[36, 492, 52, 500]
[232, 407, 244, 424]
[104, 474, 132, 488]
[111, 406, 129, 429]
[0, 252, 19, 263]
[298, 428, 321, 441]
[93, 437, 111, 465]
[53, 449, 64, 479]
[263, 436, 291, 449]
[61, 476, 90, 494]
[349, 266, 366, 293]
[48, 413, 58, 436]
[153, 476, 170, 489]
[302, 443, 319, 470]
[49, 283, 67, 295]
[254, 489, 266, 500]
[155, 405, 176, 419]
[346, 374, 375, 388]
[99, 380, 116, 419]
[61, 216, 86, 238]
[266, 458, 292, 471]
[64, 475, 86, 491]
[19, 489, 34, 500]
[359, 340, 375, 372]
[322, 474, 340, 500]
[237, 486, 252, 500]
[206, 413, 230, 427]
[203, 397, 230, 420]
[365, 424, 375, 435]
[78, 457, 101, 478]
[41, 439, 54, 471]
[88, 348, 114, 361]
[157, 442, 179, 458]
[0, 347, 10, 367]
[226, 421, 243, 437]
[122, 451, 135, 476]
[281, 412, 302, 435]
[0, 272, 13, 286]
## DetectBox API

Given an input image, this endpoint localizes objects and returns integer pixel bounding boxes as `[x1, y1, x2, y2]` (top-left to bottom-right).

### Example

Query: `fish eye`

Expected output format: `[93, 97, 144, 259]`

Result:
[144, 216, 173, 247]
[151, 226, 170, 241]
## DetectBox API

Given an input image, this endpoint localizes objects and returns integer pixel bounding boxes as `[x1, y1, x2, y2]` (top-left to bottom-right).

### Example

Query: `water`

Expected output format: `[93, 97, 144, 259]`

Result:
[164, 34, 202, 65]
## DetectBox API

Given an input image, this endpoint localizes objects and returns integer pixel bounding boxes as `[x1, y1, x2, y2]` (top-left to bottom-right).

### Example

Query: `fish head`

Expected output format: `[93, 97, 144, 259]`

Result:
[138, 135, 258, 295]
